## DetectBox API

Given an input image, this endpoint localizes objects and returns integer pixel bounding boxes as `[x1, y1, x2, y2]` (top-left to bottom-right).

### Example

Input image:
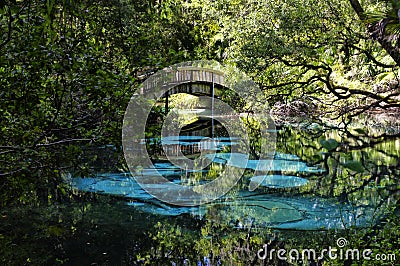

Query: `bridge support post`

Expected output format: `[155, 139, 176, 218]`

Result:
[211, 73, 215, 138]
[165, 91, 169, 114]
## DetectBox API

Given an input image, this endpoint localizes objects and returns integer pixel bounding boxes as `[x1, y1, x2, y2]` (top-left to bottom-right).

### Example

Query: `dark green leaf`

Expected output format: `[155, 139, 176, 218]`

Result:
[320, 139, 339, 151]
[342, 160, 364, 173]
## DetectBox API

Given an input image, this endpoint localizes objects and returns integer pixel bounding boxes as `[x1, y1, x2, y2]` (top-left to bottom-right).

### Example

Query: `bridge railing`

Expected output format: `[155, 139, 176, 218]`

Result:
[138, 67, 226, 98]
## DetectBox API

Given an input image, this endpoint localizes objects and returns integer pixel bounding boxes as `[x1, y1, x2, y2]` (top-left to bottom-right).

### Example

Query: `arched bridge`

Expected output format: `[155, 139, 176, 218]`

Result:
[138, 66, 228, 98]
[137, 65, 231, 114]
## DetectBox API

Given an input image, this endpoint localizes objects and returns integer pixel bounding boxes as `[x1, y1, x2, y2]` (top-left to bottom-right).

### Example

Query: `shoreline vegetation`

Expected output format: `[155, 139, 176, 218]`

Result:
[1, 0, 399, 265]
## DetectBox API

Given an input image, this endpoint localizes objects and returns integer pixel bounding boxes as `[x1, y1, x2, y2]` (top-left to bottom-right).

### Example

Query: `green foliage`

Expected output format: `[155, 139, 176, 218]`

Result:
[196, 0, 400, 119]
[365, 0, 400, 35]
[342, 160, 364, 173]
[0, 0, 212, 205]
[0, 1, 399, 265]
[320, 138, 340, 152]
[1, 0, 399, 207]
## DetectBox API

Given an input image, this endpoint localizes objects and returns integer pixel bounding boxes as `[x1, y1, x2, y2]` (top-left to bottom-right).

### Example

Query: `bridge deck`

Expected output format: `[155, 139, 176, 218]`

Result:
[139, 67, 227, 98]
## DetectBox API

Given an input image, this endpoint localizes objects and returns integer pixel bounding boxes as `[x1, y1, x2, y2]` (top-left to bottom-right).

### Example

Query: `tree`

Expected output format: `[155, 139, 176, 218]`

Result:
[350, 0, 400, 65]
[0, 0, 209, 205]
[198, 0, 400, 127]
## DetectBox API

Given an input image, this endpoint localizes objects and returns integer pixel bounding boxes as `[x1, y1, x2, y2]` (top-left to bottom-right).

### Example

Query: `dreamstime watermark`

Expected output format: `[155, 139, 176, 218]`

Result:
[257, 237, 397, 262]
[122, 60, 276, 206]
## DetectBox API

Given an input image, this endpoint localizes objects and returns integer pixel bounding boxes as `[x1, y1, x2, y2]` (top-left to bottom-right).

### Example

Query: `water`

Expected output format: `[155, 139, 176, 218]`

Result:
[71, 118, 398, 232]
[2, 116, 399, 265]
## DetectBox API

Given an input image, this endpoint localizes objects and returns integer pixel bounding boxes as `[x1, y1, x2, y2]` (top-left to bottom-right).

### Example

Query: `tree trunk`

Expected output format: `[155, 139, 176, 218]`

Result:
[349, 0, 400, 65]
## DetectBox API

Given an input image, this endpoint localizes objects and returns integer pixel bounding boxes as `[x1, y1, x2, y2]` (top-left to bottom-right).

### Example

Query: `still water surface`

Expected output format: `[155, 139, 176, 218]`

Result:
[1, 115, 399, 265]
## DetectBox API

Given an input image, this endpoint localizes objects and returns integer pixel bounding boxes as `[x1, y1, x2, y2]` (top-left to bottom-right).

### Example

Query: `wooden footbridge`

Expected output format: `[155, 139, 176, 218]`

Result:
[138, 66, 228, 112]
[137, 64, 234, 143]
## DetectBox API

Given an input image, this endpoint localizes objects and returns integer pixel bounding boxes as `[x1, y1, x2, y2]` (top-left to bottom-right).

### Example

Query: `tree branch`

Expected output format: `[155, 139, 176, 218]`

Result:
[347, 43, 397, 68]
[349, 0, 366, 20]
[349, 0, 400, 65]
[36, 138, 94, 147]
[0, 1, 29, 50]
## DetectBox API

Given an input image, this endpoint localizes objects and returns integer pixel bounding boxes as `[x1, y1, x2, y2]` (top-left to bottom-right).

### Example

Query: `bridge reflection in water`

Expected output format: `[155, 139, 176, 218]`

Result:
[71, 62, 394, 231]
[155, 119, 232, 158]
[72, 111, 390, 230]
